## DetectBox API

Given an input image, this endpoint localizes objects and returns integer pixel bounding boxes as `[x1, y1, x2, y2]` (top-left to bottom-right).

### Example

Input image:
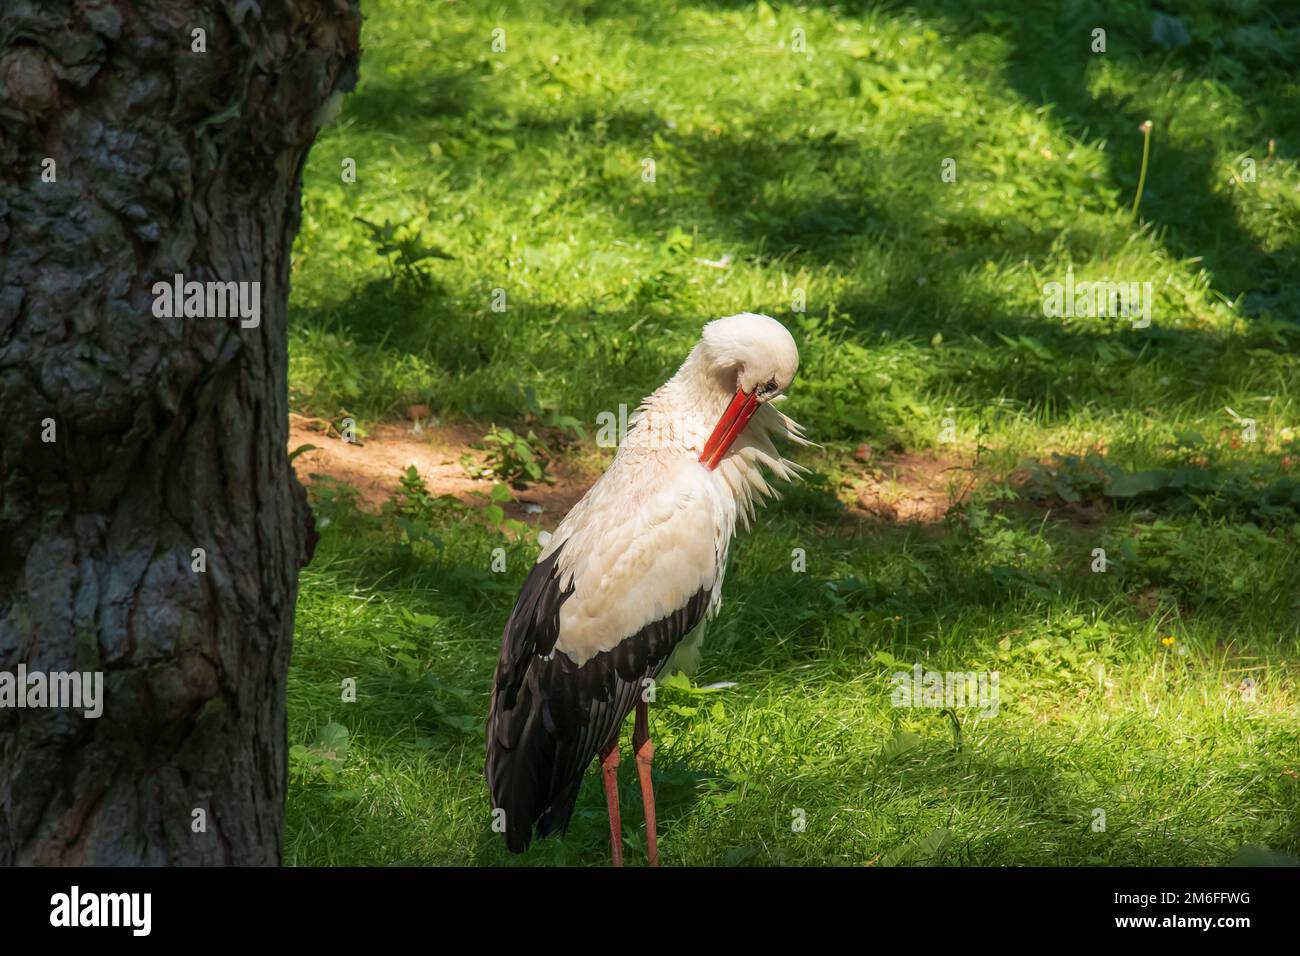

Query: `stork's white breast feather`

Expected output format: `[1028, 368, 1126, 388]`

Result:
[541, 452, 733, 665]
[534, 381, 811, 665]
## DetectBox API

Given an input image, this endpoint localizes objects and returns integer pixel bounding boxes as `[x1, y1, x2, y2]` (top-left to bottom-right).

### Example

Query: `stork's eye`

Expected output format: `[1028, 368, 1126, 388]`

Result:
[758, 377, 779, 396]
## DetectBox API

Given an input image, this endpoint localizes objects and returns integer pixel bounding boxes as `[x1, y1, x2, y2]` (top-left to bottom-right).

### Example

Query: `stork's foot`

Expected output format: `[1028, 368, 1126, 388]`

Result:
[600, 741, 623, 867]
[633, 699, 660, 867]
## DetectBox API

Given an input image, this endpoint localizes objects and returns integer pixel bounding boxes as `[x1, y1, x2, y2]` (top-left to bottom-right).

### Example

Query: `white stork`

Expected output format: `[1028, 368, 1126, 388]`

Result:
[485, 312, 810, 865]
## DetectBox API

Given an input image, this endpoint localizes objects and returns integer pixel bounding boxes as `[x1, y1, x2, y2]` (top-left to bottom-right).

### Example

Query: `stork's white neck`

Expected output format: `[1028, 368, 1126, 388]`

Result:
[620, 343, 811, 527]
[624, 343, 733, 458]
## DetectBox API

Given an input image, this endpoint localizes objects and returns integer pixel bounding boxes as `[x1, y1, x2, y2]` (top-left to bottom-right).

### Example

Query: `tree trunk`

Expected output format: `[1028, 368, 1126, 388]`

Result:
[0, 0, 360, 864]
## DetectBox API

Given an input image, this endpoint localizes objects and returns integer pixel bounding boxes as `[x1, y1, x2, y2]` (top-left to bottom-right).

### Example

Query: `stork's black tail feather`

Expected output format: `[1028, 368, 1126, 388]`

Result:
[486, 672, 587, 853]
[485, 546, 573, 853]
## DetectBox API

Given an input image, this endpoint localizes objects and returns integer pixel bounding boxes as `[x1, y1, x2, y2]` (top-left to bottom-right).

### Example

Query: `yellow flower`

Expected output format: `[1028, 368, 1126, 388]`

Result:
[1161, 635, 1176, 647]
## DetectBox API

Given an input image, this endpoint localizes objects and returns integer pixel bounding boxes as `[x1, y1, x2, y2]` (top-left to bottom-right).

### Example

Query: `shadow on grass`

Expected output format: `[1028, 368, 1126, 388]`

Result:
[342, 66, 489, 131]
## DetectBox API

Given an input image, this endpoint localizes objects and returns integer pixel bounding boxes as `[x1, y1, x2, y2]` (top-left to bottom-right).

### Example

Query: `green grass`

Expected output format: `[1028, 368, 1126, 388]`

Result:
[284, 0, 1300, 865]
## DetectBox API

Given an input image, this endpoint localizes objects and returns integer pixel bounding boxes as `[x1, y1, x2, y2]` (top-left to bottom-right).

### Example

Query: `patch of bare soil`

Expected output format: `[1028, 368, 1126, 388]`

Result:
[290, 417, 984, 530]
[843, 446, 975, 524]
[288, 414, 596, 528]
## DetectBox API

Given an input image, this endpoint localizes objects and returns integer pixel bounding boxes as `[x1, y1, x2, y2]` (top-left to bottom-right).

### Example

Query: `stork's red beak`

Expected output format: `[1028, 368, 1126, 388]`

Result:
[700, 387, 760, 470]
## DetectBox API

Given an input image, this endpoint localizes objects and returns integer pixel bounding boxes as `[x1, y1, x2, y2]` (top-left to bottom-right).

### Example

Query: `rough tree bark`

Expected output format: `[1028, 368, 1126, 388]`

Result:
[0, 1, 360, 864]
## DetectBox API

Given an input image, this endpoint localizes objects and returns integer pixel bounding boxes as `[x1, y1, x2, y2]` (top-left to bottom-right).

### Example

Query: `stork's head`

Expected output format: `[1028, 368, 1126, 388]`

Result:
[695, 312, 800, 469]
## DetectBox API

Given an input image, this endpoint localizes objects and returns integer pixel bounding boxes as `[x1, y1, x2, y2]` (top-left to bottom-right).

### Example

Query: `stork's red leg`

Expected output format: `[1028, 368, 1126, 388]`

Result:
[633, 699, 660, 867]
[599, 741, 623, 867]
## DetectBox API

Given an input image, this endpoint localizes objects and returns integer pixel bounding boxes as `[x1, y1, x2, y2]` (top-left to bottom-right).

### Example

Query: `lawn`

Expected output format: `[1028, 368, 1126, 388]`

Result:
[283, 0, 1300, 866]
